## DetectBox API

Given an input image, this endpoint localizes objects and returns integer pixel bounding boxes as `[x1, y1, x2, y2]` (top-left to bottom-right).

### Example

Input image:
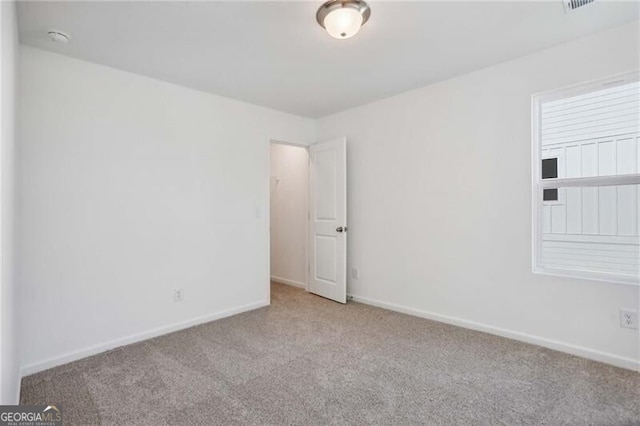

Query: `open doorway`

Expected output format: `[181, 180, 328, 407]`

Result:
[269, 137, 348, 304]
[269, 141, 309, 292]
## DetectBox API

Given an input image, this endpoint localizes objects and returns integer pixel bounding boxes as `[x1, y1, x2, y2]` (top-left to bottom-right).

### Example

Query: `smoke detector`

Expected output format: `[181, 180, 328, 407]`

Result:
[563, 0, 595, 12]
[47, 30, 70, 44]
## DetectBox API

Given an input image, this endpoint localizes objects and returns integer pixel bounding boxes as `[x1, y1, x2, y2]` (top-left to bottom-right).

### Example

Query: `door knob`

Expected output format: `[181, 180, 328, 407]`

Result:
[336, 226, 348, 233]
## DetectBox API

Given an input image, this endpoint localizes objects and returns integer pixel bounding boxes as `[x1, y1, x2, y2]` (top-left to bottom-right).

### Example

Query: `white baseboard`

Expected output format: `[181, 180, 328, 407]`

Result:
[349, 294, 640, 372]
[20, 300, 270, 377]
[271, 275, 306, 289]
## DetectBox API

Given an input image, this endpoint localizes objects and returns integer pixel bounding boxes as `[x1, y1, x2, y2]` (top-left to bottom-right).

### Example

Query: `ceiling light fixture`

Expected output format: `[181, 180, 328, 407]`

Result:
[316, 0, 371, 40]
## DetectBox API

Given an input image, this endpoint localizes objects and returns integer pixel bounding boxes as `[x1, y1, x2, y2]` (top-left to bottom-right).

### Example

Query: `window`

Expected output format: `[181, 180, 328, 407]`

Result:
[543, 188, 558, 202]
[542, 158, 559, 201]
[542, 158, 558, 179]
[532, 72, 640, 285]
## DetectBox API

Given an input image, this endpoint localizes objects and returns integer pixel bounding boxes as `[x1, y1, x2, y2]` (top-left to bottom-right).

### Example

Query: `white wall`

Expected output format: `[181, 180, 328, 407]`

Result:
[317, 21, 640, 370]
[0, 0, 18, 404]
[17, 46, 315, 373]
[270, 143, 308, 288]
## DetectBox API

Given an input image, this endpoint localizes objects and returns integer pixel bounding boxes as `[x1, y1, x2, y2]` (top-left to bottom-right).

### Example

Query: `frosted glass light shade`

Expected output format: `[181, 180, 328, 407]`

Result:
[323, 7, 363, 39]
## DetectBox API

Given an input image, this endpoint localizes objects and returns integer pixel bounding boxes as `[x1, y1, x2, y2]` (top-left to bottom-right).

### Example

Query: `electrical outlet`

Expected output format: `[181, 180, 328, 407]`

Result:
[352, 268, 360, 279]
[620, 309, 638, 329]
[174, 289, 184, 302]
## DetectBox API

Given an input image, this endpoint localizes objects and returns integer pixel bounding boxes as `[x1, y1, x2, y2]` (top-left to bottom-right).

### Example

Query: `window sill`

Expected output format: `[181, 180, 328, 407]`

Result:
[533, 266, 639, 286]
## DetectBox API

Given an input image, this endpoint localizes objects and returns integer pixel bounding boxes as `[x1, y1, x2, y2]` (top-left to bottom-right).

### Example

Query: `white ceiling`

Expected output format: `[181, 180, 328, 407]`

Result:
[17, 1, 639, 118]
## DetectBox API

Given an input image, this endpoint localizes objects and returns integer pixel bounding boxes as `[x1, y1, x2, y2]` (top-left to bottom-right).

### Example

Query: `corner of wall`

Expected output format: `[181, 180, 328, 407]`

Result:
[0, 0, 20, 405]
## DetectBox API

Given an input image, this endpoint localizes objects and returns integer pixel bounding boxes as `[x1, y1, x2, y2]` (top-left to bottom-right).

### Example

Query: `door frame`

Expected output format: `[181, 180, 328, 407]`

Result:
[267, 138, 310, 301]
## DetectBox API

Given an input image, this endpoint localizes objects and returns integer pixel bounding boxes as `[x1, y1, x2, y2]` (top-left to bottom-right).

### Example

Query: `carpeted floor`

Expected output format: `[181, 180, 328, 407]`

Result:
[21, 282, 640, 425]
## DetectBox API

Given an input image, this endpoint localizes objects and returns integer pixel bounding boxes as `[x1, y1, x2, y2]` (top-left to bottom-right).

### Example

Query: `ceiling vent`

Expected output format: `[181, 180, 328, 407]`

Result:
[564, 0, 595, 12]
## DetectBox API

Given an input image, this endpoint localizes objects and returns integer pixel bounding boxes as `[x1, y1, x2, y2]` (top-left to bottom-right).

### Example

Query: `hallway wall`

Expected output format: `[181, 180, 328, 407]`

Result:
[270, 143, 309, 288]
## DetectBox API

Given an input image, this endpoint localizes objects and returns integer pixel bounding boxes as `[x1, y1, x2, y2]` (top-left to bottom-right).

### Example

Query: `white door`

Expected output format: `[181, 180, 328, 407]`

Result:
[308, 137, 347, 303]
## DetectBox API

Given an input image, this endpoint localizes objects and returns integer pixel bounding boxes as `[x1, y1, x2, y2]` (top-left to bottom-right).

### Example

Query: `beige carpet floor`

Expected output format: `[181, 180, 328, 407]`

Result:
[21, 282, 640, 425]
